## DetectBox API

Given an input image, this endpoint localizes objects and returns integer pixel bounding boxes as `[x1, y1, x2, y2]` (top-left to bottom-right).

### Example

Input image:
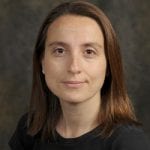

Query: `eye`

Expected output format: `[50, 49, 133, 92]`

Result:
[86, 49, 94, 54]
[53, 47, 65, 56]
[84, 49, 96, 57]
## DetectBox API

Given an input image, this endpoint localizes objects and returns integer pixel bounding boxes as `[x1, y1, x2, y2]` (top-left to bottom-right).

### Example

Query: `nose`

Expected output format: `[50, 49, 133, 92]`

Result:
[67, 54, 82, 74]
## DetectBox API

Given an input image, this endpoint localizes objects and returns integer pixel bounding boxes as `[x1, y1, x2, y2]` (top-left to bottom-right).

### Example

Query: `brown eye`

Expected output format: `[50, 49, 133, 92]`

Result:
[53, 47, 66, 56]
[86, 49, 95, 54]
[55, 48, 64, 53]
[84, 49, 96, 58]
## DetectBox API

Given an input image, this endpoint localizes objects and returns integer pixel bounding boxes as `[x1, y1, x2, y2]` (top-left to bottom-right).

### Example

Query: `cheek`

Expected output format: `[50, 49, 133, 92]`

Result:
[43, 57, 58, 73]
[43, 58, 65, 83]
[44, 65, 60, 79]
[43, 63, 60, 92]
[89, 60, 107, 83]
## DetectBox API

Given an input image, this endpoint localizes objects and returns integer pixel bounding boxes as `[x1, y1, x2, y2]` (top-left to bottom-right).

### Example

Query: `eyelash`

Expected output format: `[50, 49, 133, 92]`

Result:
[83, 49, 97, 58]
[53, 48, 65, 55]
[85, 49, 96, 54]
[52, 47, 96, 57]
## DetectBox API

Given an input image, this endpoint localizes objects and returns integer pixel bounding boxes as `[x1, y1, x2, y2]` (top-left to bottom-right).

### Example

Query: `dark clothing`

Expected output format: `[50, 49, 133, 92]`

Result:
[9, 114, 150, 150]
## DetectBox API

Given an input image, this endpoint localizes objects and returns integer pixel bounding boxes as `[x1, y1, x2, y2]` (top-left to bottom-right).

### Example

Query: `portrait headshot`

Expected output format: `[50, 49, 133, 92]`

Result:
[0, 0, 150, 150]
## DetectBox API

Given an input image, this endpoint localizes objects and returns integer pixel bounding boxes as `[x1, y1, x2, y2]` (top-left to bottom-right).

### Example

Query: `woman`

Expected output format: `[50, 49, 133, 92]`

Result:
[9, 1, 150, 150]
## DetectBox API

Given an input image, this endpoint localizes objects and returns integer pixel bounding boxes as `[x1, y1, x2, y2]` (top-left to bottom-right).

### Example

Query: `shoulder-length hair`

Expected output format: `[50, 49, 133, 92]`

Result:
[27, 0, 140, 139]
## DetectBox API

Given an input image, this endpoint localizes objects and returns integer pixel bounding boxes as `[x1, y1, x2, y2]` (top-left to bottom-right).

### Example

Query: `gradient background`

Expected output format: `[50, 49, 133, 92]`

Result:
[0, 0, 150, 149]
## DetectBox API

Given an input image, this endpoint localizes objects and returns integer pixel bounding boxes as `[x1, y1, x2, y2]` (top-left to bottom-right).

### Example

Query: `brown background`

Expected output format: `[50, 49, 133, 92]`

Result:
[0, 0, 150, 149]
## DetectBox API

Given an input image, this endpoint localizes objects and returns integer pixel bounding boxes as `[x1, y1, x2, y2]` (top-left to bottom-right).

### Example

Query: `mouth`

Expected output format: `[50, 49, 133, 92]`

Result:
[62, 81, 86, 88]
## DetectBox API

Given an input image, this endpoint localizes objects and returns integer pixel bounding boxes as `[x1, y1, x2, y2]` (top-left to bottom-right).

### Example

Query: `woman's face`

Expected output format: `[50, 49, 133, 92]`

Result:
[42, 15, 107, 104]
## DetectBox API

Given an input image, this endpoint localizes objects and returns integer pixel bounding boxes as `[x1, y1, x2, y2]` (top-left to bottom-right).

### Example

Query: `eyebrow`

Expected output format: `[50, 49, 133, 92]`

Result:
[47, 41, 103, 49]
[48, 41, 69, 48]
[83, 42, 103, 49]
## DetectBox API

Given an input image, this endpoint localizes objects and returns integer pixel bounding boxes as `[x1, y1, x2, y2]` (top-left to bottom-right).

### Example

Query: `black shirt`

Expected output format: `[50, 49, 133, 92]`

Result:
[9, 114, 150, 150]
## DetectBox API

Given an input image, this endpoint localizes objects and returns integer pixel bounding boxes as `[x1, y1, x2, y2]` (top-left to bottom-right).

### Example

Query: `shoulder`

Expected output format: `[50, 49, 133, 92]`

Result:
[16, 113, 28, 129]
[9, 113, 37, 150]
[106, 124, 150, 150]
[13, 113, 29, 138]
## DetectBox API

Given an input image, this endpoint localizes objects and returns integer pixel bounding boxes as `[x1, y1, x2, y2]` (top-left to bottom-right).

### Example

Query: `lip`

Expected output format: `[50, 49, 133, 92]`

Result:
[62, 81, 86, 88]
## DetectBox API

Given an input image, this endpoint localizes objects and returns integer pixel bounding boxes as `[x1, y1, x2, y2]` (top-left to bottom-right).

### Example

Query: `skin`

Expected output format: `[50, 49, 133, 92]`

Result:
[42, 15, 107, 138]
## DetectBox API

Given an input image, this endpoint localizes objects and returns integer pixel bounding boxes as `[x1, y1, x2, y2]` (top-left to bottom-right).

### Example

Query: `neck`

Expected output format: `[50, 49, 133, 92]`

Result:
[56, 94, 101, 138]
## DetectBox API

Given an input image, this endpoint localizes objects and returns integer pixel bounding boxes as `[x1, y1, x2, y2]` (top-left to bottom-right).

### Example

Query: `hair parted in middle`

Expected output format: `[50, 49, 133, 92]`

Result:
[28, 1, 140, 139]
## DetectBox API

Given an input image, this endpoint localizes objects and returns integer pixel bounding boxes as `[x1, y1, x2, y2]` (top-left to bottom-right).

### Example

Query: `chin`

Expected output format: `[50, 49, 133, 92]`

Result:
[58, 94, 88, 104]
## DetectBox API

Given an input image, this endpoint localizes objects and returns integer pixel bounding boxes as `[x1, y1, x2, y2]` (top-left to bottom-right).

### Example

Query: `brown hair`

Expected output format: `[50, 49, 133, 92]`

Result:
[28, 1, 140, 139]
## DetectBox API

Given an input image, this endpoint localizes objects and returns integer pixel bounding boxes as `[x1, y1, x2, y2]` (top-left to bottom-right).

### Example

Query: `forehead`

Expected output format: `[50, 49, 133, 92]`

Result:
[50, 14, 100, 27]
[46, 15, 104, 46]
